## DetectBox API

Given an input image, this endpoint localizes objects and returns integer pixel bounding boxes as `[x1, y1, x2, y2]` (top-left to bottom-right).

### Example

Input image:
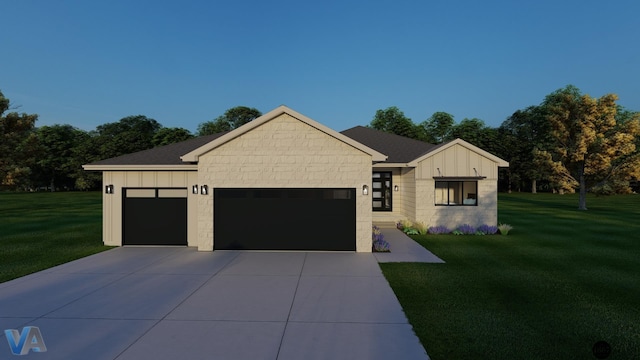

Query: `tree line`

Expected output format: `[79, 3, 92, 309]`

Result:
[369, 85, 640, 210]
[2, 86, 639, 210]
[0, 90, 261, 191]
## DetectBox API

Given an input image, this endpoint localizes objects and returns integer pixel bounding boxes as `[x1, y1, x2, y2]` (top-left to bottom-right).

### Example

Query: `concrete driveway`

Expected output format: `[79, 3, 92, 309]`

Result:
[0, 245, 432, 360]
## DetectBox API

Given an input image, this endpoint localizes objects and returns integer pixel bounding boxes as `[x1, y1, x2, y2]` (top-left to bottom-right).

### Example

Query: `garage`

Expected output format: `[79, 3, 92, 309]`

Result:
[123, 188, 188, 246]
[214, 188, 356, 251]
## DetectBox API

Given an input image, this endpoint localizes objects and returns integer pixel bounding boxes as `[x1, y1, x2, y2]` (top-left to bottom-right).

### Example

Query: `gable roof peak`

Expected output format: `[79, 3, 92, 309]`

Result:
[180, 106, 387, 162]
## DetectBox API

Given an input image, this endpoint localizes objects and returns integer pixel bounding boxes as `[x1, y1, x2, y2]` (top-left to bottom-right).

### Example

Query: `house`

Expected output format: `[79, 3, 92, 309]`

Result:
[83, 106, 508, 252]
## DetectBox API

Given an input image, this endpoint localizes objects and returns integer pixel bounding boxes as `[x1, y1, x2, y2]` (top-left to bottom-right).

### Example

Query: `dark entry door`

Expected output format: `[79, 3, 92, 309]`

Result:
[123, 188, 187, 246]
[214, 188, 355, 251]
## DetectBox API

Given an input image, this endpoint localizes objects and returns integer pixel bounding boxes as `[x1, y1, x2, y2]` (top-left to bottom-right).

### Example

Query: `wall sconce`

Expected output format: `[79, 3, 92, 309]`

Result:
[105, 185, 114, 194]
[362, 185, 369, 195]
[394, 185, 399, 192]
[200, 185, 208, 195]
[192, 185, 199, 194]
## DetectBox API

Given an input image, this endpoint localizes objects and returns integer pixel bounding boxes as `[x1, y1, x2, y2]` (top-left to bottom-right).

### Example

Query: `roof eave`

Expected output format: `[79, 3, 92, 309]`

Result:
[372, 162, 414, 168]
[82, 164, 198, 171]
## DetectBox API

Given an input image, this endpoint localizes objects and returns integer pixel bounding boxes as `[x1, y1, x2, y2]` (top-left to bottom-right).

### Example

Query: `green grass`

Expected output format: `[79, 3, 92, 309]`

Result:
[381, 193, 640, 360]
[0, 192, 111, 283]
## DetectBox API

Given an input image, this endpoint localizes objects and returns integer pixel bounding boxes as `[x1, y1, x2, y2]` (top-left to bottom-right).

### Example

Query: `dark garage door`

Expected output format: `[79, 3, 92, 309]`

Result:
[214, 188, 355, 251]
[123, 188, 188, 246]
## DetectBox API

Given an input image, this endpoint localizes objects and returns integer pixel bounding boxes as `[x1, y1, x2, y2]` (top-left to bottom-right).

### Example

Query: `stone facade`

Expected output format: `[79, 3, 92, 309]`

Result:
[197, 113, 373, 251]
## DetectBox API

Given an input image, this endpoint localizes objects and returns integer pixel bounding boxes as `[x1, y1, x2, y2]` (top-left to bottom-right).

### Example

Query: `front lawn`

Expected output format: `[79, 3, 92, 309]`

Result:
[381, 193, 640, 360]
[0, 192, 110, 283]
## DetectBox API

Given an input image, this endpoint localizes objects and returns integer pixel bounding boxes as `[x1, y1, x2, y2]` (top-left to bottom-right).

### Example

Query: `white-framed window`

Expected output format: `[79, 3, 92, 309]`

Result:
[435, 181, 478, 206]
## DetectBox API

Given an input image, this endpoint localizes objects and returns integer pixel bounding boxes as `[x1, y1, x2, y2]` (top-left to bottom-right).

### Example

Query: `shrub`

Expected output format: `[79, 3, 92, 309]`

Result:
[455, 224, 476, 235]
[498, 223, 513, 235]
[373, 238, 391, 252]
[372, 225, 390, 252]
[413, 221, 428, 235]
[428, 225, 451, 234]
[477, 224, 499, 235]
[400, 219, 413, 230]
[404, 228, 419, 235]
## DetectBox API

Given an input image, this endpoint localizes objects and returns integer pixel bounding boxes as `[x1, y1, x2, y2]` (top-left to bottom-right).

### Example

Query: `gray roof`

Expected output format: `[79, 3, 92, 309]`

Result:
[340, 126, 436, 163]
[86, 126, 437, 167]
[86, 133, 227, 166]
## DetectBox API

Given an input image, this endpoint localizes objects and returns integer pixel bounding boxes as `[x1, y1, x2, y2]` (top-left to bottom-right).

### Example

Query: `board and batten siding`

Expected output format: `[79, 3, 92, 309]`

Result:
[414, 143, 500, 228]
[197, 113, 373, 252]
[101, 171, 198, 247]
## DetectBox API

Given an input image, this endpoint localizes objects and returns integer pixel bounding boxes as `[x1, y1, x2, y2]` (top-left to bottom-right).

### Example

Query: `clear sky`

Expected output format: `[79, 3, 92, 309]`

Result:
[2, 0, 639, 133]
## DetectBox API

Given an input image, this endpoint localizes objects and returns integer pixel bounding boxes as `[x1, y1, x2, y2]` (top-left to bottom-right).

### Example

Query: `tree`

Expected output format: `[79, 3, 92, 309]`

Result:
[197, 106, 261, 136]
[93, 115, 162, 160]
[420, 111, 454, 143]
[370, 106, 423, 140]
[0, 90, 38, 190]
[152, 127, 193, 146]
[33, 125, 88, 190]
[535, 85, 640, 210]
[448, 118, 499, 151]
[499, 106, 553, 193]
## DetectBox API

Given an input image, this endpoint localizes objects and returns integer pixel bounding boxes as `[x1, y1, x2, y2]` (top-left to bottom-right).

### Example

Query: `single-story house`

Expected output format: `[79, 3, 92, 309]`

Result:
[83, 105, 508, 252]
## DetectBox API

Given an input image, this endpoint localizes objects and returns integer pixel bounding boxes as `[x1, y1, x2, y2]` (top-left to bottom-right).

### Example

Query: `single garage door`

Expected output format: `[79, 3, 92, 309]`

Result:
[214, 188, 355, 251]
[123, 188, 188, 246]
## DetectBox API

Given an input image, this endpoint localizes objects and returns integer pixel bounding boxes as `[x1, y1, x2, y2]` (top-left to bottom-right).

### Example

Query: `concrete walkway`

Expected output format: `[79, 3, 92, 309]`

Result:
[374, 225, 445, 263]
[0, 247, 432, 360]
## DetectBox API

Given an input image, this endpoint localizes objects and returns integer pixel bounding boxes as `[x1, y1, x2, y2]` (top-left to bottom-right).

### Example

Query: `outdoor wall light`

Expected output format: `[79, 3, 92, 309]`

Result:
[362, 185, 369, 195]
[200, 185, 208, 195]
[105, 185, 114, 194]
[192, 185, 199, 194]
[394, 185, 399, 192]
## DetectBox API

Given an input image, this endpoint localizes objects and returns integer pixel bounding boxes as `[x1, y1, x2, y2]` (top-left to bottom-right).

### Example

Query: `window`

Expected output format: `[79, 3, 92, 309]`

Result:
[435, 181, 477, 206]
[372, 172, 392, 211]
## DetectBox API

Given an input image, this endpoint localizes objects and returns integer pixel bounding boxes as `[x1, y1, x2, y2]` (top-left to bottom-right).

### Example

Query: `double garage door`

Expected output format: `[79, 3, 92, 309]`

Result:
[122, 187, 355, 251]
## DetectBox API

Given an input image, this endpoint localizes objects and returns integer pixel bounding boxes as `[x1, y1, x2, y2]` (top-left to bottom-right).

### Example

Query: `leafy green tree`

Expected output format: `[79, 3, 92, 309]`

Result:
[152, 127, 193, 146]
[499, 106, 553, 193]
[535, 85, 640, 210]
[448, 118, 498, 150]
[0, 90, 39, 190]
[197, 106, 262, 136]
[93, 115, 162, 160]
[33, 125, 88, 190]
[420, 111, 455, 143]
[370, 106, 424, 140]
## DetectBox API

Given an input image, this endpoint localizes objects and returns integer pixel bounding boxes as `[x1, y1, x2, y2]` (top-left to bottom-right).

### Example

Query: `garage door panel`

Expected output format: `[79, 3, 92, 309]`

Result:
[214, 188, 355, 251]
[123, 188, 187, 246]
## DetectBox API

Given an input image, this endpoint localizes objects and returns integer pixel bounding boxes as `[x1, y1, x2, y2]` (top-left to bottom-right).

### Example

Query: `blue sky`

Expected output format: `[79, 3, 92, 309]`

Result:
[2, 0, 639, 132]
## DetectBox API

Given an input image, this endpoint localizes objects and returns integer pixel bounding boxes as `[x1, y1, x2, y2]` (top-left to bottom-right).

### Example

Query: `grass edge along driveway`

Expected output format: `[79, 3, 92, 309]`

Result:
[0, 192, 111, 283]
[381, 193, 640, 360]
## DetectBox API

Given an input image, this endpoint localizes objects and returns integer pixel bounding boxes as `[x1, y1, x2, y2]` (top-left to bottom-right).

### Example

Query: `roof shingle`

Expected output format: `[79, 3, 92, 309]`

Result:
[340, 126, 435, 163]
[86, 125, 437, 167]
[85, 132, 227, 166]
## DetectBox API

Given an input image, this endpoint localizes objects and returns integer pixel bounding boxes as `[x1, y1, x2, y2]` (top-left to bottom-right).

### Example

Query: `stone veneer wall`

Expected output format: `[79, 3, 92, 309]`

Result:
[415, 179, 498, 229]
[197, 113, 373, 251]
